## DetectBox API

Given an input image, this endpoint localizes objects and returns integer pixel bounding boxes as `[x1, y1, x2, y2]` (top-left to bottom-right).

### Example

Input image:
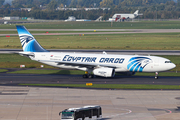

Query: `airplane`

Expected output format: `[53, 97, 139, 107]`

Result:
[16, 25, 176, 79]
[111, 10, 142, 22]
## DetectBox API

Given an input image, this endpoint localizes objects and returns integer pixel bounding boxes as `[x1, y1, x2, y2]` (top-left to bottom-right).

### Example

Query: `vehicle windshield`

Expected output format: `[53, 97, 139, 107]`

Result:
[62, 112, 74, 119]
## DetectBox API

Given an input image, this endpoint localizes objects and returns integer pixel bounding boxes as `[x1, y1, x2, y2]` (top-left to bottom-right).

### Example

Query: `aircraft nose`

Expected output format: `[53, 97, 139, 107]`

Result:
[171, 63, 176, 69]
[168, 63, 176, 70]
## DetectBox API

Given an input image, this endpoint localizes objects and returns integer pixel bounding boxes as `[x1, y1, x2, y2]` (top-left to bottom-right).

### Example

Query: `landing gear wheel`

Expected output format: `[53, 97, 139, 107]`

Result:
[155, 72, 159, 79]
[88, 74, 94, 78]
[83, 74, 88, 78]
[83, 74, 94, 78]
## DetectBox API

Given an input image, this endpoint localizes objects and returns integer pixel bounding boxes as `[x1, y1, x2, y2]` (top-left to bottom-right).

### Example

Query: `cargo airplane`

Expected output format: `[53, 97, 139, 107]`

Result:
[16, 26, 176, 79]
[111, 10, 142, 21]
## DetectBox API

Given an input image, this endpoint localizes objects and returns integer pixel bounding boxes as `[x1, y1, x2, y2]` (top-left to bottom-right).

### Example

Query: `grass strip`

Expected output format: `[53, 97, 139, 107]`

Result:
[2, 21, 180, 29]
[8, 69, 84, 75]
[0, 69, 8, 73]
[1, 33, 180, 50]
[19, 84, 180, 90]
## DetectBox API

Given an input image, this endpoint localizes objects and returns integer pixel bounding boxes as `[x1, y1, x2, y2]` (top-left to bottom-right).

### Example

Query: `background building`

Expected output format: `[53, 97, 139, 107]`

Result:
[3, 16, 19, 20]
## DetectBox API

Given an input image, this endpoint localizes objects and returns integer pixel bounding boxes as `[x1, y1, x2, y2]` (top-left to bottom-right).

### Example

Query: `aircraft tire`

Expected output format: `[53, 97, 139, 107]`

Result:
[83, 74, 88, 78]
[88, 74, 94, 78]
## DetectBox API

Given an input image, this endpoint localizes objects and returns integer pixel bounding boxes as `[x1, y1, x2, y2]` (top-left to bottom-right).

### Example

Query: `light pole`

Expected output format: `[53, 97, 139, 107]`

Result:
[81, 7, 82, 19]
[156, 7, 157, 21]
[102, 8, 105, 21]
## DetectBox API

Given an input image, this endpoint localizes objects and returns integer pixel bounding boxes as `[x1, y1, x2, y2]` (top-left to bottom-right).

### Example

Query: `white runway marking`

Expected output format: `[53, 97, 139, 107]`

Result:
[103, 108, 132, 119]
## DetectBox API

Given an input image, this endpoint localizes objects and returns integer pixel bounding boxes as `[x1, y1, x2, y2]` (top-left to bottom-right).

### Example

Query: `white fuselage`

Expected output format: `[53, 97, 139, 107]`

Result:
[16, 25, 176, 78]
[112, 14, 136, 19]
[26, 52, 176, 73]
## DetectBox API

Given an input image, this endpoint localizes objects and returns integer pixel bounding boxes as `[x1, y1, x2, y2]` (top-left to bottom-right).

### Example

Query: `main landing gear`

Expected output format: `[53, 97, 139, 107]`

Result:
[83, 71, 94, 78]
[83, 74, 94, 78]
[155, 72, 158, 79]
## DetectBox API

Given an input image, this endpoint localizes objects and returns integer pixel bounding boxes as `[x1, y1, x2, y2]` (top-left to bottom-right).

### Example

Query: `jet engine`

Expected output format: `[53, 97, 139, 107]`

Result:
[93, 68, 115, 77]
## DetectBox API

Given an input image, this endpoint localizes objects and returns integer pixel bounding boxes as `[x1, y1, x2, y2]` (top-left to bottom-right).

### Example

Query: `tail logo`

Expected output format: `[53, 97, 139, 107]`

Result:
[20, 35, 35, 48]
[16, 25, 48, 52]
[127, 57, 151, 72]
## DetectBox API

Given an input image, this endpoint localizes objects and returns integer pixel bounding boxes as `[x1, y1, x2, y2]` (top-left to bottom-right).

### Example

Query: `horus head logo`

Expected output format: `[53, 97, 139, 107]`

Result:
[127, 57, 152, 72]
[20, 35, 34, 48]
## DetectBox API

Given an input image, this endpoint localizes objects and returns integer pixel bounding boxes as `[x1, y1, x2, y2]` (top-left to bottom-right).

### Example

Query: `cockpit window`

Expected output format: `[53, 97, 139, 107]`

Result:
[165, 61, 172, 63]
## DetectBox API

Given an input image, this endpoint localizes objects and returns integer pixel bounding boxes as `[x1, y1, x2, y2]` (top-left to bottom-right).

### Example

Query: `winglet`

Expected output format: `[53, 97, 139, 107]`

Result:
[16, 25, 48, 52]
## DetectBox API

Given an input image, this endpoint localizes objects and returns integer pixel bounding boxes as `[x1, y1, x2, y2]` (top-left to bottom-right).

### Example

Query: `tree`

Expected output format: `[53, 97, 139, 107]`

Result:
[59, 4, 64, 8]
[100, 0, 114, 7]
[57, 0, 67, 6]
[70, 0, 77, 7]
[0, 9, 4, 16]
[12, 0, 36, 8]
[39, 0, 51, 5]
[0, 0, 4, 7]
[48, 0, 58, 10]
[4, 8, 10, 15]
[4, 3, 11, 8]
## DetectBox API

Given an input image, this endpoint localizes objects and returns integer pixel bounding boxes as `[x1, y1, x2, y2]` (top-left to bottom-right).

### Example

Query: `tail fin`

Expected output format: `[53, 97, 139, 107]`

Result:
[16, 25, 48, 52]
[134, 10, 139, 15]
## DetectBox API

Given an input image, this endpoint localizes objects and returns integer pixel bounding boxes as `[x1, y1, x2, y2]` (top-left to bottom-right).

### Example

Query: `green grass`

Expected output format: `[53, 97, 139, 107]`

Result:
[1, 21, 180, 29]
[0, 54, 56, 68]
[0, 31, 115, 34]
[9, 69, 84, 74]
[18, 83, 180, 90]
[1, 33, 180, 50]
[0, 69, 8, 73]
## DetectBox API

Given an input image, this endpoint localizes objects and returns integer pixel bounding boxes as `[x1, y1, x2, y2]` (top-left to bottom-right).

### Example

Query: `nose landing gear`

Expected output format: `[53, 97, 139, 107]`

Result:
[155, 72, 158, 79]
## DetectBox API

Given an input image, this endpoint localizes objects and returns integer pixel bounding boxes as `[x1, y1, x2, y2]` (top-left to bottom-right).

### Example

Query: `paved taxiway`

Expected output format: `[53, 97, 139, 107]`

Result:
[1, 29, 180, 32]
[0, 72, 180, 85]
[0, 86, 179, 120]
[1, 29, 180, 36]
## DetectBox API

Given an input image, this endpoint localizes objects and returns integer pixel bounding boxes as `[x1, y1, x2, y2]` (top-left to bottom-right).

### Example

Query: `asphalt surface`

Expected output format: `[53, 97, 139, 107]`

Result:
[0, 72, 180, 86]
[1, 29, 180, 36]
[1, 86, 179, 120]
[1, 29, 180, 32]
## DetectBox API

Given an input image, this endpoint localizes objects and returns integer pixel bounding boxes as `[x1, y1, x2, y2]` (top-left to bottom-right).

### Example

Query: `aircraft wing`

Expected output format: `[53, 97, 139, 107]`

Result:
[39, 60, 117, 68]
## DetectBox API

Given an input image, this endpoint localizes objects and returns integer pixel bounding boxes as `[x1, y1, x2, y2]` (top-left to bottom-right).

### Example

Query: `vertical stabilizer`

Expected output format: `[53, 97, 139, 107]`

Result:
[16, 25, 48, 52]
[134, 10, 139, 15]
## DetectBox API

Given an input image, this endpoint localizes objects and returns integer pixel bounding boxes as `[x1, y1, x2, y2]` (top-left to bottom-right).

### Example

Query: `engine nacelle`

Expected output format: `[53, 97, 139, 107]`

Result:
[93, 68, 115, 77]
